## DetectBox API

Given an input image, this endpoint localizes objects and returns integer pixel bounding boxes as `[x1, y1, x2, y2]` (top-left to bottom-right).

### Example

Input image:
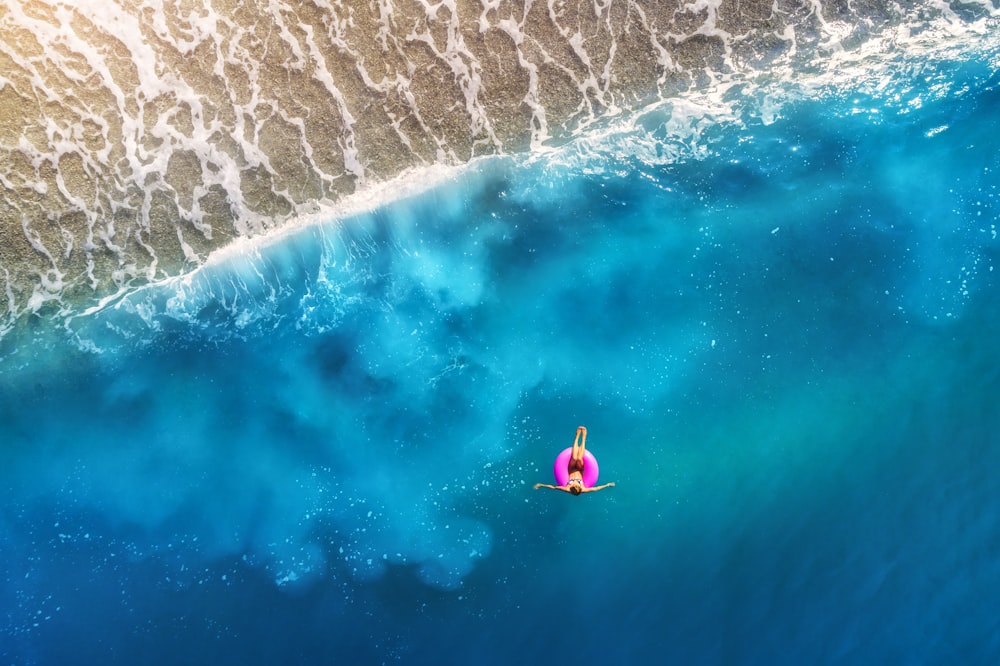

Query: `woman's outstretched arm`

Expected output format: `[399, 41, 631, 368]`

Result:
[581, 482, 616, 493]
[534, 483, 571, 493]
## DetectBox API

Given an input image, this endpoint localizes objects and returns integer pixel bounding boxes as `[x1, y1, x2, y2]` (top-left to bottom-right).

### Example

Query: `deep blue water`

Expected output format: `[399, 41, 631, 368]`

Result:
[3, 51, 1000, 665]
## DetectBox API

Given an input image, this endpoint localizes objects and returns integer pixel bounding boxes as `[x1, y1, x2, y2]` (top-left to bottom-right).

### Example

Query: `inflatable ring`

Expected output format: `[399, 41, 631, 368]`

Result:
[553, 447, 599, 488]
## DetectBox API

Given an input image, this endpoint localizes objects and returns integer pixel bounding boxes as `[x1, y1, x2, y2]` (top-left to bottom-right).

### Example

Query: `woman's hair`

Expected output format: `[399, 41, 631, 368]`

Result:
[569, 485, 582, 496]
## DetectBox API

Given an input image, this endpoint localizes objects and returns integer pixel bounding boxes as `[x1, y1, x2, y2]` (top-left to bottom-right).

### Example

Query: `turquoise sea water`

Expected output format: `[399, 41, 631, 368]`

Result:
[3, 43, 1000, 665]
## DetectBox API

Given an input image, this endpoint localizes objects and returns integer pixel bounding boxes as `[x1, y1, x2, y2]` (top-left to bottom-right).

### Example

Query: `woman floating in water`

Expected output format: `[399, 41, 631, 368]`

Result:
[534, 426, 615, 495]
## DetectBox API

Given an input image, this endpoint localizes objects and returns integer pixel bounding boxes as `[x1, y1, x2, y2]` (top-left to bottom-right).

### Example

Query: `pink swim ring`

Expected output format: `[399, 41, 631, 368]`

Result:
[553, 448, 600, 488]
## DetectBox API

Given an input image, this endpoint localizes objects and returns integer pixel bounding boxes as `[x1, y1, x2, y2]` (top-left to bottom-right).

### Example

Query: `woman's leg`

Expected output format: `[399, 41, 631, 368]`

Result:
[572, 426, 587, 464]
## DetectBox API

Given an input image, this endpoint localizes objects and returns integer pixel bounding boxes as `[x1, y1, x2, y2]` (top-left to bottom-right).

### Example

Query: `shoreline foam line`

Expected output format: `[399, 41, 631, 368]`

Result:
[2, 0, 996, 336]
